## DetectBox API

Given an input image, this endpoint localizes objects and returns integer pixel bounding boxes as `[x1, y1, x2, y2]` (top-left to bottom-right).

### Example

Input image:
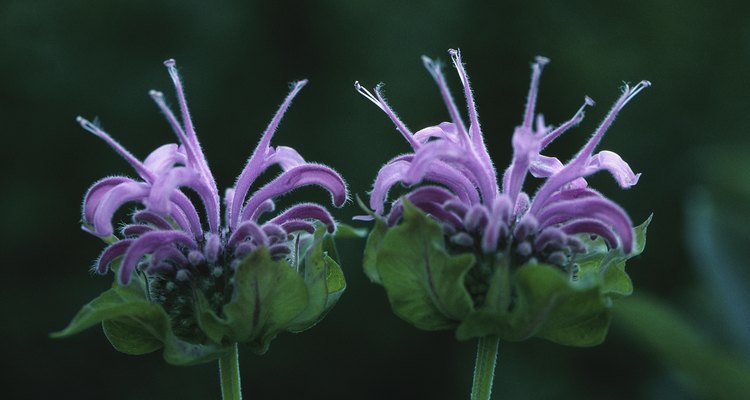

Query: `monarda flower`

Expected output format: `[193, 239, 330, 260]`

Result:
[356, 49, 651, 349]
[55, 60, 348, 375]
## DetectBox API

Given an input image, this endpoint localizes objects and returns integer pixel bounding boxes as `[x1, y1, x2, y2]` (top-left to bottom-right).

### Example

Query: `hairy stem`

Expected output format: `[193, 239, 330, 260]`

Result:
[471, 336, 500, 400]
[219, 343, 243, 400]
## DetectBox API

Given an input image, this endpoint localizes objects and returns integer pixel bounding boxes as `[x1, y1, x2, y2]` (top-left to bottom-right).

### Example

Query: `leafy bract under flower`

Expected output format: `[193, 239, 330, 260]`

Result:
[56, 60, 349, 362]
[357, 49, 650, 345]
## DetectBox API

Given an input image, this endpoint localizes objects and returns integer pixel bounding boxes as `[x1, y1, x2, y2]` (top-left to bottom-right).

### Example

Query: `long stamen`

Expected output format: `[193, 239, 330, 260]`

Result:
[448, 49, 481, 138]
[77, 116, 154, 182]
[374, 84, 420, 149]
[540, 96, 595, 149]
[148, 90, 199, 165]
[229, 80, 308, 229]
[578, 80, 651, 161]
[523, 56, 550, 129]
[354, 81, 385, 111]
[421, 56, 468, 136]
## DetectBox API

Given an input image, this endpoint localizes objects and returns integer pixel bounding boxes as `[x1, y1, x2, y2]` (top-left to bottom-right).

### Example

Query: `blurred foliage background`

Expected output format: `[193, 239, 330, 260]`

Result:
[2, 0, 749, 398]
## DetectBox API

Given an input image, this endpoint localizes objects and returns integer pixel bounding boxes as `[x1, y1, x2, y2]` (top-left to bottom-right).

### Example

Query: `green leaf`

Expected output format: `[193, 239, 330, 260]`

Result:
[51, 279, 152, 338]
[376, 201, 476, 330]
[220, 248, 309, 354]
[53, 280, 229, 365]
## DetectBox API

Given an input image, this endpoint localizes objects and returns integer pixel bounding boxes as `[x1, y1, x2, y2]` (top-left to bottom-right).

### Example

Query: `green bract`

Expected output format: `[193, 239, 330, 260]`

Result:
[53, 227, 346, 365]
[364, 202, 650, 347]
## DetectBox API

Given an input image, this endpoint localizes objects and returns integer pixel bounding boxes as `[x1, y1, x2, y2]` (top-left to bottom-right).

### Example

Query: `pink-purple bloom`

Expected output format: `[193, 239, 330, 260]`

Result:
[356, 49, 647, 268]
[80, 60, 347, 286]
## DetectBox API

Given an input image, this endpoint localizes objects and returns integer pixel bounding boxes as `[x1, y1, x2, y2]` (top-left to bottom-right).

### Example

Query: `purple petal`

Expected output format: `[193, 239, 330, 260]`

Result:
[536, 197, 634, 253]
[132, 210, 172, 230]
[121, 224, 154, 237]
[269, 203, 336, 233]
[370, 158, 410, 214]
[150, 245, 189, 270]
[585, 150, 641, 188]
[265, 146, 306, 171]
[204, 233, 221, 263]
[230, 80, 308, 229]
[92, 181, 150, 237]
[354, 82, 421, 150]
[521, 56, 550, 130]
[143, 143, 186, 175]
[239, 163, 347, 223]
[227, 220, 268, 249]
[82, 176, 133, 224]
[560, 219, 619, 249]
[168, 191, 205, 239]
[95, 239, 134, 274]
[147, 166, 219, 232]
[280, 220, 316, 234]
[248, 199, 276, 222]
[413, 122, 460, 144]
[407, 140, 495, 201]
[120, 230, 197, 284]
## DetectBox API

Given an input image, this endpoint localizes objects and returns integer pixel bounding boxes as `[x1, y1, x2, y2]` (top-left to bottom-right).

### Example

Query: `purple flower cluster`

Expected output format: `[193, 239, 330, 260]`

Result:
[357, 49, 647, 268]
[81, 60, 347, 286]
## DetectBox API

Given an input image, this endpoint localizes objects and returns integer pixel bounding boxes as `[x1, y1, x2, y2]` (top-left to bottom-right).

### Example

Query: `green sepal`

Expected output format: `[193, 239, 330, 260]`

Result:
[375, 201, 476, 330]
[288, 228, 347, 332]
[365, 203, 651, 347]
[200, 247, 309, 354]
[52, 272, 229, 365]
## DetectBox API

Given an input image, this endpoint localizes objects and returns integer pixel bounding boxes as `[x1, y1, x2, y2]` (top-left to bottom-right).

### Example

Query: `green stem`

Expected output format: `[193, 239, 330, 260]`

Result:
[471, 335, 500, 400]
[219, 343, 243, 400]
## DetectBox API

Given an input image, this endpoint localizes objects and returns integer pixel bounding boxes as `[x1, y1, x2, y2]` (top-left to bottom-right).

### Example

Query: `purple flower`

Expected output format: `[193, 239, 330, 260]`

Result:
[81, 59, 347, 286]
[356, 49, 647, 268]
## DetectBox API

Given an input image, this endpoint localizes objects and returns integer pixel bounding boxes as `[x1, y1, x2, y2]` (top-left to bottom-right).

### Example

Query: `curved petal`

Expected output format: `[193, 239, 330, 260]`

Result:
[121, 224, 154, 237]
[119, 230, 197, 284]
[94, 239, 134, 275]
[147, 166, 219, 232]
[82, 176, 134, 224]
[265, 146, 306, 171]
[92, 181, 150, 237]
[407, 140, 495, 200]
[413, 122, 460, 144]
[560, 218, 619, 249]
[585, 150, 641, 188]
[370, 159, 410, 214]
[529, 155, 564, 178]
[269, 203, 336, 233]
[239, 163, 347, 223]
[132, 210, 173, 230]
[143, 143, 186, 175]
[536, 197, 634, 253]
[227, 220, 268, 249]
[280, 220, 316, 234]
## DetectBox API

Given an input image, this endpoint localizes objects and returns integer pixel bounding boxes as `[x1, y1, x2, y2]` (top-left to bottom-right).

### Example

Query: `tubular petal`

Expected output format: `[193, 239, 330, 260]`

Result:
[239, 164, 347, 223]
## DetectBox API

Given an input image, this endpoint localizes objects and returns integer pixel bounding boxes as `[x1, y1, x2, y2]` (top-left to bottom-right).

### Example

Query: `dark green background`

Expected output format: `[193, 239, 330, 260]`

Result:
[2, 0, 749, 399]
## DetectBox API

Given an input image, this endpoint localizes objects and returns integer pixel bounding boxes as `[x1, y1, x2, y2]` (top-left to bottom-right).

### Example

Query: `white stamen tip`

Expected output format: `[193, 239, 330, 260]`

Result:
[354, 81, 362, 90]
[535, 56, 550, 66]
[584, 96, 595, 106]
[149, 90, 164, 98]
[641, 80, 652, 87]
[76, 116, 85, 124]
[163, 59, 176, 67]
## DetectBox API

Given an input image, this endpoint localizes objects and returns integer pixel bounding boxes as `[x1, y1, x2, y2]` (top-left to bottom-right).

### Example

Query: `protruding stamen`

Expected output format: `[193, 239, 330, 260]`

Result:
[354, 81, 384, 110]
[621, 80, 651, 107]
[422, 55, 468, 136]
[541, 96, 596, 149]
[523, 56, 550, 129]
[77, 116, 154, 181]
